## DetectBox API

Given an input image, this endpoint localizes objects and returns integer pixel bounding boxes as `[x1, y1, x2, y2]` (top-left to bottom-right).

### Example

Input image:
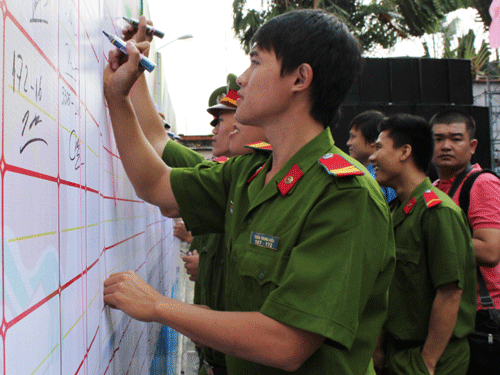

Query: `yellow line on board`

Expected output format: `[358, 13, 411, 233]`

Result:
[8, 85, 56, 122]
[61, 226, 85, 233]
[30, 344, 59, 375]
[60, 22, 77, 49]
[8, 231, 57, 242]
[88, 290, 99, 309]
[63, 313, 84, 340]
[88, 145, 98, 158]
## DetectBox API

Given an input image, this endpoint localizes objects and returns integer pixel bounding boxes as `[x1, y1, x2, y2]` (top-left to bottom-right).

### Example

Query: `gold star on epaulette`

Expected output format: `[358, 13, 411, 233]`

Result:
[318, 153, 364, 177]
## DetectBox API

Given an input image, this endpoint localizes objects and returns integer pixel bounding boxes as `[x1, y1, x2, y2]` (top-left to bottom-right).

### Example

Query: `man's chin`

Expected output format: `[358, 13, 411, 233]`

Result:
[433, 160, 457, 169]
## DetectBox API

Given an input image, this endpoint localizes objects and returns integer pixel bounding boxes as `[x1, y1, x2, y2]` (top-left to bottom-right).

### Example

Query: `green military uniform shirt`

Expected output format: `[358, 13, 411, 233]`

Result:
[170, 129, 396, 375]
[385, 178, 476, 373]
[162, 141, 227, 371]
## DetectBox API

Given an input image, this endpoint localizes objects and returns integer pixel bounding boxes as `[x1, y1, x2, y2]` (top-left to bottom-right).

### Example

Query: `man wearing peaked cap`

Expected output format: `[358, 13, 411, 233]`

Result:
[174, 76, 268, 375]
[174, 80, 239, 375]
[104, 12, 395, 374]
[208, 85, 227, 127]
[369, 114, 476, 375]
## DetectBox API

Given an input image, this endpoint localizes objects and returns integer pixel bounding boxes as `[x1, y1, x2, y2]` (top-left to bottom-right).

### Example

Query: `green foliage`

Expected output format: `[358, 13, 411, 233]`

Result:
[232, 0, 413, 53]
[231, 0, 496, 76]
[422, 16, 491, 78]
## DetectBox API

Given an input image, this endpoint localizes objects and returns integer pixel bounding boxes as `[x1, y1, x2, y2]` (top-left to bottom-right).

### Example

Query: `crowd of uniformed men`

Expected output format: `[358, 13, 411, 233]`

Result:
[102, 10, 500, 375]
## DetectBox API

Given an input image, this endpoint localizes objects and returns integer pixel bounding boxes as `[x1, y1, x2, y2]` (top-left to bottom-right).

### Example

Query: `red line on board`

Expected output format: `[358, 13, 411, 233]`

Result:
[103, 347, 120, 375]
[135, 261, 146, 272]
[5, 163, 58, 184]
[85, 29, 99, 63]
[147, 238, 163, 256]
[147, 219, 168, 228]
[101, 231, 145, 257]
[6, 256, 101, 331]
[102, 145, 120, 160]
[73, 326, 99, 375]
[4, 10, 57, 72]
[5, 289, 59, 329]
[101, 195, 143, 204]
[2, 9, 6, 375]
[125, 329, 145, 375]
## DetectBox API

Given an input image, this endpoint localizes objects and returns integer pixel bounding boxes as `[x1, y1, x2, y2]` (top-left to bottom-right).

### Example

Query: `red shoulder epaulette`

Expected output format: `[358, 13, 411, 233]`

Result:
[244, 141, 272, 151]
[318, 153, 364, 177]
[404, 197, 417, 215]
[423, 189, 441, 208]
[277, 164, 303, 195]
[213, 156, 229, 164]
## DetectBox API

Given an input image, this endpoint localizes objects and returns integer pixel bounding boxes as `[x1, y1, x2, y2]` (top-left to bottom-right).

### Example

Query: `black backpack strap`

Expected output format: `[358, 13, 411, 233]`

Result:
[455, 169, 500, 310]
[447, 164, 473, 198]
[458, 170, 500, 219]
[477, 267, 495, 308]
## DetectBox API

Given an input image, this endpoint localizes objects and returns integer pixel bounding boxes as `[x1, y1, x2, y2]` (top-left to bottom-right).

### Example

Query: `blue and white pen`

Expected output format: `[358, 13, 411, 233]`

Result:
[122, 17, 165, 39]
[102, 31, 156, 73]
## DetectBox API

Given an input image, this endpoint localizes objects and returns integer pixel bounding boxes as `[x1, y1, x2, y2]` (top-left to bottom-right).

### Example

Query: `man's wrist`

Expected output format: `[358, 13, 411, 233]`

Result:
[421, 347, 437, 371]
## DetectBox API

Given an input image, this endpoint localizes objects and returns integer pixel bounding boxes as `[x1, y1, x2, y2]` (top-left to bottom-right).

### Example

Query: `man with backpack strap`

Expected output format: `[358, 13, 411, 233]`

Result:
[430, 109, 500, 373]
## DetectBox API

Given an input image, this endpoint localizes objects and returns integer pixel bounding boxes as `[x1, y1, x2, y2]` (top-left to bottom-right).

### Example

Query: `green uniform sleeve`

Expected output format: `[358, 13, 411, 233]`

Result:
[161, 139, 206, 168]
[170, 160, 233, 235]
[422, 206, 472, 290]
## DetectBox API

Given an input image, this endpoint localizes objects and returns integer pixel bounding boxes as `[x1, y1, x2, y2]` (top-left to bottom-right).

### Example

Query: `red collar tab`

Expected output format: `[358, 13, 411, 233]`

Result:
[423, 190, 441, 208]
[244, 141, 273, 151]
[277, 164, 303, 196]
[219, 90, 240, 107]
[248, 164, 266, 183]
[213, 156, 229, 164]
[318, 154, 364, 177]
[404, 197, 417, 215]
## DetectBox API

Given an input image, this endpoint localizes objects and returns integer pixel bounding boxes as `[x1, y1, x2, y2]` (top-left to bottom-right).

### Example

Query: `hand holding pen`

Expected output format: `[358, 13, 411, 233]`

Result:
[122, 15, 153, 45]
[123, 16, 164, 38]
[103, 39, 150, 99]
[103, 31, 156, 72]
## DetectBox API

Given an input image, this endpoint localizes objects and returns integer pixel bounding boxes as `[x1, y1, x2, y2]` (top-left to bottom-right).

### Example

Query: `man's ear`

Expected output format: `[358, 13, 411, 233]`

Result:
[291, 63, 313, 93]
[470, 138, 478, 155]
[400, 144, 412, 162]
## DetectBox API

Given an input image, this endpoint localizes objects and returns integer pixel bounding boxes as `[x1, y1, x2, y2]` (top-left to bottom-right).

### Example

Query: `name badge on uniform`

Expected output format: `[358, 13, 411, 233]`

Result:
[250, 232, 279, 250]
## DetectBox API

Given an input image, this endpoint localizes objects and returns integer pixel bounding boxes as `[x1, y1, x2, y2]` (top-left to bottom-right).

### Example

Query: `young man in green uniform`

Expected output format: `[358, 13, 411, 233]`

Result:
[173, 79, 268, 375]
[103, 10, 395, 374]
[369, 114, 476, 375]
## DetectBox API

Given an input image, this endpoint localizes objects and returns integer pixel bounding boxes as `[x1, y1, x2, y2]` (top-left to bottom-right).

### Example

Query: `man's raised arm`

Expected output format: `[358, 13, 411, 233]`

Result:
[123, 16, 170, 158]
[103, 40, 179, 217]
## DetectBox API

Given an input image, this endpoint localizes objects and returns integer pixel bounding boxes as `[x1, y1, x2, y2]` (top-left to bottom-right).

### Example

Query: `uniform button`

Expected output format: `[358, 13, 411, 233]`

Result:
[246, 217, 252, 224]
[202, 246, 207, 251]
[233, 256, 238, 263]
[258, 272, 265, 280]
[323, 153, 333, 159]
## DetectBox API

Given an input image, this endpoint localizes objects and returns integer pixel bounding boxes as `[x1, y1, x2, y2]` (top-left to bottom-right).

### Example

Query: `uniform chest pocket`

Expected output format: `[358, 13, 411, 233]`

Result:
[396, 247, 424, 287]
[396, 247, 422, 265]
[238, 249, 289, 287]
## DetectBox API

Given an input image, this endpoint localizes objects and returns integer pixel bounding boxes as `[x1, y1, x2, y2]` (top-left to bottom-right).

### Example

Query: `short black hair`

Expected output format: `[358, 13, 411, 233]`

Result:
[251, 9, 362, 128]
[378, 114, 433, 173]
[429, 108, 476, 139]
[348, 110, 386, 143]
